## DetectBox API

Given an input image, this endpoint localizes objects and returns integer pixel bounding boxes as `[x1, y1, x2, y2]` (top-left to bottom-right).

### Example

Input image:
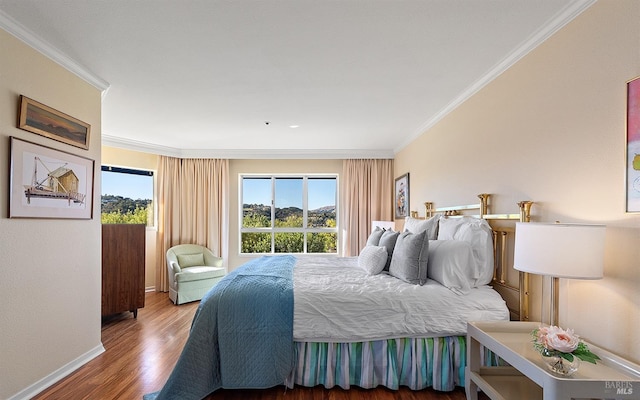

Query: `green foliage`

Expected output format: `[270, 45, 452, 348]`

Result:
[275, 232, 303, 253]
[241, 205, 337, 254]
[101, 205, 148, 224]
[241, 232, 271, 253]
[101, 195, 152, 225]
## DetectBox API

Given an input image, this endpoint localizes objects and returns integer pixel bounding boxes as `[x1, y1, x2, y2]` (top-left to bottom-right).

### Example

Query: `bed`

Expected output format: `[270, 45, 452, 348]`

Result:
[144, 194, 533, 400]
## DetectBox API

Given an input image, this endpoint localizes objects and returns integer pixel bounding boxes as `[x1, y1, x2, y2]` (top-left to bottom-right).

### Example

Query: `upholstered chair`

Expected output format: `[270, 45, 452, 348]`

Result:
[166, 244, 225, 305]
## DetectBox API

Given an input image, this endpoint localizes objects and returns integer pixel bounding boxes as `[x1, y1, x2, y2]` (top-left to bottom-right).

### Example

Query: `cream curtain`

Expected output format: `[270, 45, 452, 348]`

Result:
[156, 156, 229, 292]
[342, 159, 394, 256]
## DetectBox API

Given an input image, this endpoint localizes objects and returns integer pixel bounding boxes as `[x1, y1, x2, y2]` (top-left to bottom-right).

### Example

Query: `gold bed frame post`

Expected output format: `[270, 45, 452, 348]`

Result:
[424, 202, 434, 218]
[517, 201, 533, 321]
[478, 193, 489, 218]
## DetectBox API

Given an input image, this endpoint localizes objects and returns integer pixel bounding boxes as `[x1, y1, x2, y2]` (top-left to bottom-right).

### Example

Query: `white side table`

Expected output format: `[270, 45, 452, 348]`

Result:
[466, 321, 640, 400]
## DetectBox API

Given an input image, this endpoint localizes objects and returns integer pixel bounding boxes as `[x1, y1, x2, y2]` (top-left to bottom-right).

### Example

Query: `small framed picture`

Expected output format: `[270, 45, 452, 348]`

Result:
[394, 173, 409, 219]
[18, 95, 91, 150]
[9, 137, 94, 219]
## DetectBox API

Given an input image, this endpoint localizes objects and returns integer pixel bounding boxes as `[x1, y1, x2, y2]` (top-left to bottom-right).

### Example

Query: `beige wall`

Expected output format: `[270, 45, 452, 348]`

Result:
[102, 146, 159, 289]
[395, 0, 640, 363]
[228, 159, 342, 270]
[0, 29, 103, 399]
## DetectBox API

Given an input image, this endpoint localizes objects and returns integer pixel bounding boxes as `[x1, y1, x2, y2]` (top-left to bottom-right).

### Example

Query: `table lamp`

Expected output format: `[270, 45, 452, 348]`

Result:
[513, 222, 605, 326]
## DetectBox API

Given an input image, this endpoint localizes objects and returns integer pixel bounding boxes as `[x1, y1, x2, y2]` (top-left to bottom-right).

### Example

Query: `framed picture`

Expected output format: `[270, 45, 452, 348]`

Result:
[9, 137, 94, 219]
[394, 172, 409, 219]
[18, 95, 90, 150]
[626, 76, 640, 212]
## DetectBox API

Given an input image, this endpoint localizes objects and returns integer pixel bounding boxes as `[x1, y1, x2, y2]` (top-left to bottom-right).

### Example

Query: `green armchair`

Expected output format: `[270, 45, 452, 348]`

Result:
[166, 244, 226, 305]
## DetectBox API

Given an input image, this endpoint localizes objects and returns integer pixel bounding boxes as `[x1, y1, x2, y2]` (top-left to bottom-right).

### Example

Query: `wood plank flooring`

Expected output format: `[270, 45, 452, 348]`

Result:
[33, 292, 486, 400]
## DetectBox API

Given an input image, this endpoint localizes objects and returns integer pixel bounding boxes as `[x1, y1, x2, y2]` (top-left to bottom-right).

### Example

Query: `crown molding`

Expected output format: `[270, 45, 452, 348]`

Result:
[0, 10, 110, 92]
[102, 134, 393, 159]
[394, 0, 597, 153]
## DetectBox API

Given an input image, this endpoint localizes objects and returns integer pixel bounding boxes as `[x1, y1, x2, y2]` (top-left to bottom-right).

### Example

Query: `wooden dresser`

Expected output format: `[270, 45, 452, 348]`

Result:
[101, 224, 145, 318]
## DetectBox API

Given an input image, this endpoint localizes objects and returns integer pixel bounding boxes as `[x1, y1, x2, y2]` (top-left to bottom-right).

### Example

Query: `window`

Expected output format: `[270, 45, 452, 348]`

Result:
[101, 166, 154, 227]
[240, 175, 337, 254]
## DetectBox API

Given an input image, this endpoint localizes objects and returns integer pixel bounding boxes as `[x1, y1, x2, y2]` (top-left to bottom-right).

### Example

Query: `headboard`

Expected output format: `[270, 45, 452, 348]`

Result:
[419, 194, 533, 321]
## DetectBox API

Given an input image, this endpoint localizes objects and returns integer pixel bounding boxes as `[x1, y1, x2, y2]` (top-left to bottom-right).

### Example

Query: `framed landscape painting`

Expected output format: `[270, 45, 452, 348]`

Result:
[18, 95, 91, 150]
[9, 137, 94, 219]
[394, 173, 409, 219]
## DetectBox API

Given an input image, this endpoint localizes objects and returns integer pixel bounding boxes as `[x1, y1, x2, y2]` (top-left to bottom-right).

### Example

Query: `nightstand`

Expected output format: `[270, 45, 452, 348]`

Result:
[466, 321, 640, 400]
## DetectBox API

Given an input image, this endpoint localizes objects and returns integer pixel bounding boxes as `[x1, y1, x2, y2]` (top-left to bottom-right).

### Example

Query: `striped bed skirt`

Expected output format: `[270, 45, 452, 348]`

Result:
[286, 336, 467, 392]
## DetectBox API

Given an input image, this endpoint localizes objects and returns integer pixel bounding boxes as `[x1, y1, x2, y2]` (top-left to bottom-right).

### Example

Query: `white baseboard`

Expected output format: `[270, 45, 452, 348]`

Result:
[145, 286, 156, 292]
[8, 344, 105, 400]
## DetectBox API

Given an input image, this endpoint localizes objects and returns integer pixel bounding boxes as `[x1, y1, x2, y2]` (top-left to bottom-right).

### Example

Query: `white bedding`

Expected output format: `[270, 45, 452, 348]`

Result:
[293, 256, 509, 342]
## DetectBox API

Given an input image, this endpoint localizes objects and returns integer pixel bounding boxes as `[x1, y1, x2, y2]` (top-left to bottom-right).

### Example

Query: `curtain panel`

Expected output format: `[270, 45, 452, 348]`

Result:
[342, 159, 394, 257]
[156, 156, 229, 292]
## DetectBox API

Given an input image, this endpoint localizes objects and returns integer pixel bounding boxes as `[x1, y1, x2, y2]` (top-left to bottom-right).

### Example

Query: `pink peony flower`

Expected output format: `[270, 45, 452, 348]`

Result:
[544, 326, 580, 353]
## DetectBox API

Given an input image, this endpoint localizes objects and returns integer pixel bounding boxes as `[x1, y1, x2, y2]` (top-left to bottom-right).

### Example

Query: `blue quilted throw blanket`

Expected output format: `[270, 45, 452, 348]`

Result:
[144, 255, 296, 400]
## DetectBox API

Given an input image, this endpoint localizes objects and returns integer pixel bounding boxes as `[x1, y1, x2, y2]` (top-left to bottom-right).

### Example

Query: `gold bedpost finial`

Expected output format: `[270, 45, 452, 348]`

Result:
[517, 200, 533, 322]
[478, 194, 489, 217]
[424, 202, 434, 218]
[517, 201, 533, 222]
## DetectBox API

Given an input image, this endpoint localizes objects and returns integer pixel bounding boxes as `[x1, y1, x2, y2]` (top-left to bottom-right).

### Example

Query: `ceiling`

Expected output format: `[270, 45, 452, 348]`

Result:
[0, 0, 593, 158]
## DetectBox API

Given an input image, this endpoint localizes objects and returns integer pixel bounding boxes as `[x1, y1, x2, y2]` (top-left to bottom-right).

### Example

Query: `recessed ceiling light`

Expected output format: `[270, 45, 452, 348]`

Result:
[289, 125, 300, 129]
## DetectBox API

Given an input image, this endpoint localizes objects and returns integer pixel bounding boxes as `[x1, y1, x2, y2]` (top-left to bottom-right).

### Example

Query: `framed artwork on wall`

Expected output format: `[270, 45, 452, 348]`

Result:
[626, 76, 640, 212]
[18, 95, 91, 150]
[394, 172, 409, 219]
[9, 137, 94, 219]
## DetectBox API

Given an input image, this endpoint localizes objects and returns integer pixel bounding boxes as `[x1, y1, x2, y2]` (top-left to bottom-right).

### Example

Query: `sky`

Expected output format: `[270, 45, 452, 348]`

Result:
[101, 171, 153, 200]
[243, 177, 336, 209]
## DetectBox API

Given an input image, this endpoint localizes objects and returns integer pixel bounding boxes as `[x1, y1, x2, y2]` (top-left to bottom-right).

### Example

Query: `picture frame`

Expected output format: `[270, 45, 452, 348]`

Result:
[9, 137, 94, 219]
[394, 172, 409, 219]
[626, 76, 640, 213]
[18, 95, 91, 150]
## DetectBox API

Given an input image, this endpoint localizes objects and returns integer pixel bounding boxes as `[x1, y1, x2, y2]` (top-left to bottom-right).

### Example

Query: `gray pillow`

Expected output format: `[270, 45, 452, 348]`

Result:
[366, 226, 385, 246]
[378, 229, 400, 270]
[389, 230, 429, 285]
[358, 245, 388, 275]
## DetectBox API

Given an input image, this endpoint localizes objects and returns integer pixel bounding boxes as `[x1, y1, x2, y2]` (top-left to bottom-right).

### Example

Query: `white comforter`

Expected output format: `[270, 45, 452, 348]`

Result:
[293, 256, 509, 342]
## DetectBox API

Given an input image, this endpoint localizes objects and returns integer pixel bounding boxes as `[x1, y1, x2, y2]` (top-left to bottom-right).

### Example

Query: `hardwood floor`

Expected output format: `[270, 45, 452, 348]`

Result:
[33, 292, 486, 400]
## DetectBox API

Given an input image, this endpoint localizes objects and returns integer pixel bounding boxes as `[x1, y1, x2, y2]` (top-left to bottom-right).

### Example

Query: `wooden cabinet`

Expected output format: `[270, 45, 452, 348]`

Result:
[102, 224, 145, 318]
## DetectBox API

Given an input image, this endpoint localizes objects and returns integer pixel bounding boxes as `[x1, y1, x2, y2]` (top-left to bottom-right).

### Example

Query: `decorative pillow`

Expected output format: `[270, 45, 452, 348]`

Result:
[388, 230, 429, 285]
[378, 229, 400, 270]
[437, 216, 494, 286]
[358, 245, 389, 275]
[177, 253, 205, 268]
[427, 240, 473, 294]
[437, 216, 469, 240]
[404, 215, 440, 240]
[366, 226, 385, 246]
[455, 222, 494, 286]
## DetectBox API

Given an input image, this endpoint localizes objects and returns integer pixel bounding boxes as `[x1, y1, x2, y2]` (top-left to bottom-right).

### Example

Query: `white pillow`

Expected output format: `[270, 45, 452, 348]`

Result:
[358, 245, 389, 275]
[427, 240, 473, 295]
[404, 215, 440, 240]
[437, 216, 494, 286]
[456, 222, 494, 286]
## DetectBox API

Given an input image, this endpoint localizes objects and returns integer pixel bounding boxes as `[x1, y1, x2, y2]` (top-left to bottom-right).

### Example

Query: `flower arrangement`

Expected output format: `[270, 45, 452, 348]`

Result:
[532, 325, 600, 364]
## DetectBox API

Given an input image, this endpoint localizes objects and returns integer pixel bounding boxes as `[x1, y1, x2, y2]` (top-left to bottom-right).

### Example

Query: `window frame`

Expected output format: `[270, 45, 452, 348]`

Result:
[101, 165, 156, 229]
[239, 174, 339, 255]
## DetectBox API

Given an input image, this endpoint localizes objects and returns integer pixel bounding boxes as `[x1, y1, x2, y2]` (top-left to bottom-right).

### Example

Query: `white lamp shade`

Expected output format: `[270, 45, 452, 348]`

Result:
[514, 222, 605, 279]
[371, 220, 395, 231]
